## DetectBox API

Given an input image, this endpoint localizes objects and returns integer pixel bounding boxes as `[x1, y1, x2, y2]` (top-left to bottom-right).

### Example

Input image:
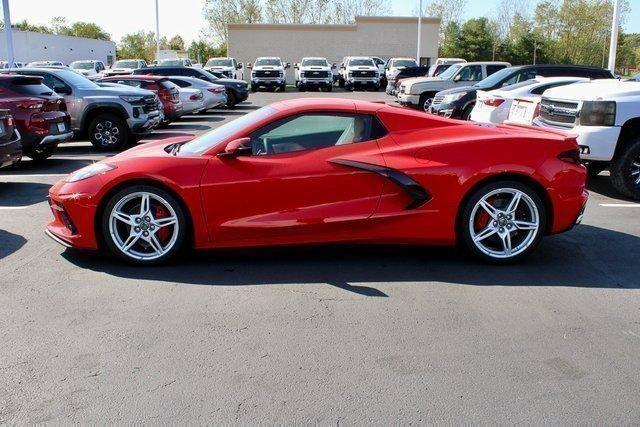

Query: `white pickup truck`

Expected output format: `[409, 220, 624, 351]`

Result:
[534, 80, 640, 199]
[294, 57, 334, 91]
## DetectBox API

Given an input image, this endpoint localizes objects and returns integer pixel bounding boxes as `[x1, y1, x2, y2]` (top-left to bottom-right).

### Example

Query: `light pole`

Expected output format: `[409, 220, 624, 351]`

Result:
[2, 0, 15, 68]
[155, 0, 160, 60]
[607, 0, 621, 72]
[416, 0, 422, 65]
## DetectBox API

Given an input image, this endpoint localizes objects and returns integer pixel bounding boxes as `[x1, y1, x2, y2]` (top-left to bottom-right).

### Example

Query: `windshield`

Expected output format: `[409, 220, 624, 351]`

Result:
[55, 69, 99, 88]
[392, 59, 417, 68]
[159, 59, 184, 66]
[113, 60, 139, 68]
[474, 67, 517, 88]
[180, 106, 277, 155]
[206, 59, 232, 67]
[302, 59, 328, 67]
[349, 58, 374, 67]
[499, 79, 539, 91]
[255, 58, 282, 66]
[70, 61, 94, 70]
[438, 64, 462, 79]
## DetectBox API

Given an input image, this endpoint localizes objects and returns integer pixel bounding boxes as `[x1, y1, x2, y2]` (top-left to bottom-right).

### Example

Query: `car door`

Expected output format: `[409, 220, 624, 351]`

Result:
[200, 112, 388, 245]
[453, 65, 483, 87]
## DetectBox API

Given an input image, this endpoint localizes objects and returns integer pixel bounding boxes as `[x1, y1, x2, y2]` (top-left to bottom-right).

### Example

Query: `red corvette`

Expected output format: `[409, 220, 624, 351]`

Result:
[46, 98, 587, 264]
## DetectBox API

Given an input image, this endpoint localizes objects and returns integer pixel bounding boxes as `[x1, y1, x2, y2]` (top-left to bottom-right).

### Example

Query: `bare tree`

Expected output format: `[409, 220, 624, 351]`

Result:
[417, 0, 468, 42]
[264, 0, 389, 25]
[202, 0, 262, 46]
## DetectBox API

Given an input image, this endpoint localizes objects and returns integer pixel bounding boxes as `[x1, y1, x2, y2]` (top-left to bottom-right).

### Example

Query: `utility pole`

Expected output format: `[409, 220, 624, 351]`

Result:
[607, 0, 621, 72]
[416, 0, 422, 65]
[533, 39, 537, 65]
[2, 0, 15, 68]
[155, 0, 160, 61]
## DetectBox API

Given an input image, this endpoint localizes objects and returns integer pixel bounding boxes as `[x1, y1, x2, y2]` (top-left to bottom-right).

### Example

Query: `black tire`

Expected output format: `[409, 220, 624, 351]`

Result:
[419, 93, 435, 112]
[338, 76, 345, 88]
[88, 113, 128, 151]
[460, 180, 547, 264]
[280, 83, 286, 92]
[27, 145, 56, 161]
[345, 84, 353, 92]
[101, 185, 187, 265]
[610, 139, 640, 200]
[586, 161, 608, 178]
[461, 104, 474, 121]
[250, 84, 258, 92]
[226, 89, 237, 108]
[326, 85, 333, 92]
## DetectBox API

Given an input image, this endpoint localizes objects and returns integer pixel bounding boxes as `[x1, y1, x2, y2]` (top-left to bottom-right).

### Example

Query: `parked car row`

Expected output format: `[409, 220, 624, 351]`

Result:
[0, 64, 247, 168]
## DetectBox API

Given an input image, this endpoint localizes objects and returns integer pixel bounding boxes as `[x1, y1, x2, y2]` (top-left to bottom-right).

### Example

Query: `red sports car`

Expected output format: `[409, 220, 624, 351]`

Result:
[46, 98, 587, 264]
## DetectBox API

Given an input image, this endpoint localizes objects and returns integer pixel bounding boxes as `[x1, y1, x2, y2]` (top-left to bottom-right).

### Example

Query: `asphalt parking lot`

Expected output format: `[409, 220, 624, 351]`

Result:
[1, 89, 639, 423]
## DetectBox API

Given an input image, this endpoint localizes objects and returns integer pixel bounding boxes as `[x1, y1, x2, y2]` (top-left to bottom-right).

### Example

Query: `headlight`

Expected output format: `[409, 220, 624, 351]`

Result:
[442, 92, 466, 104]
[579, 101, 616, 126]
[120, 95, 144, 103]
[65, 163, 117, 183]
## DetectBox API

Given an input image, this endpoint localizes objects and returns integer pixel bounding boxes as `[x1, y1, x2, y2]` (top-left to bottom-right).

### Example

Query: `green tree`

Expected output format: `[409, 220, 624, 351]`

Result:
[58, 22, 111, 40]
[13, 19, 52, 34]
[188, 40, 226, 64]
[456, 18, 495, 61]
[439, 22, 462, 57]
[117, 31, 157, 62]
[168, 35, 185, 51]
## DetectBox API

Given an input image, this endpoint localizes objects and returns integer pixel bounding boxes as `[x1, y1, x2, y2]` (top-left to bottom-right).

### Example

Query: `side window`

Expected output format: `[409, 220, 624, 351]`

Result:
[140, 81, 158, 90]
[457, 65, 482, 81]
[116, 80, 142, 88]
[486, 65, 507, 76]
[37, 73, 70, 93]
[249, 114, 374, 156]
[171, 79, 190, 88]
[531, 81, 577, 95]
[502, 69, 536, 86]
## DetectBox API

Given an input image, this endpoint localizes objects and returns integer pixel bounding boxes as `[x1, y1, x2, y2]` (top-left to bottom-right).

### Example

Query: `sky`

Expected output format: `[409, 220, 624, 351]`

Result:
[1, 0, 638, 45]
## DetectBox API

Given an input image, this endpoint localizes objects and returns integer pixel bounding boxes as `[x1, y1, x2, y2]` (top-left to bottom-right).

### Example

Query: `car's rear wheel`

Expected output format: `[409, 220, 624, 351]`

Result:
[89, 113, 128, 151]
[420, 93, 434, 112]
[102, 185, 186, 265]
[461, 104, 474, 120]
[461, 181, 546, 263]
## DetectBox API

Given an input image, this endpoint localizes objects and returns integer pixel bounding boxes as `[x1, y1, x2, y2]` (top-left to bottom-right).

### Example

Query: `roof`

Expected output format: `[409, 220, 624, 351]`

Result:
[277, 97, 387, 113]
[228, 15, 439, 31]
[102, 75, 166, 81]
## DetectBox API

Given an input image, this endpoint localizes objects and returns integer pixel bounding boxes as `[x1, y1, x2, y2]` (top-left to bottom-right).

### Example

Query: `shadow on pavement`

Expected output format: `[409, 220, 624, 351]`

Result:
[0, 182, 52, 206]
[61, 225, 640, 296]
[586, 175, 637, 202]
[0, 229, 26, 260]
[0, 158, 94, 175]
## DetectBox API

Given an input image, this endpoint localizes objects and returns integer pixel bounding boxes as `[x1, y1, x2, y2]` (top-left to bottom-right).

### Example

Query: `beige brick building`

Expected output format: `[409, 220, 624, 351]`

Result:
[228, 16, 440, 83]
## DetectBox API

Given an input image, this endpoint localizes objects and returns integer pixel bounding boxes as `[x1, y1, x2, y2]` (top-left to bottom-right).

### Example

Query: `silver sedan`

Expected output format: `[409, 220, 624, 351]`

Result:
[165, 76, 227, 111]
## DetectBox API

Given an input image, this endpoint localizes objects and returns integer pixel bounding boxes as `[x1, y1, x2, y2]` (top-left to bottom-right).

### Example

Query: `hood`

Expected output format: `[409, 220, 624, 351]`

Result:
[208, 66, 233, 70]
[348, 65, 377, 70]
[112, 136, 193, 161]
[402, 76, 443, 87]
[216, 78, 246, 85]
[106, 68, 134, 73]
[253, 65, 283, 70]
[542, 80, 640, 101]
[300, 66, 331, 71]
[437, 85, 477, 96]
[94, 85, 155, 97]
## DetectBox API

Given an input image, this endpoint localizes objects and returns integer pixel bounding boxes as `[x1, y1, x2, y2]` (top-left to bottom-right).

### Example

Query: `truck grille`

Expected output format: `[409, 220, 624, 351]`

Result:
[302, 70, 330, 78]
[352, 70, 376, 78]
[539, 98, 579, 128]
[254, 70, 281, 78]
[143, 95, 160, 113]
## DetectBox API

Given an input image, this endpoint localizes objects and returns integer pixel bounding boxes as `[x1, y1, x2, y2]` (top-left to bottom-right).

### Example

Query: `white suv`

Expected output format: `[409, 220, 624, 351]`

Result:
[534, 80, 640, 199]
[339, 57, 380, 91]
[69, 60, 106, 80]
[103, 59, 147, 77]
[384, 57, 418, 82]
[294, 57, 334, 92]
[249, 57, 289, 92]
[204, 57, 242, 79]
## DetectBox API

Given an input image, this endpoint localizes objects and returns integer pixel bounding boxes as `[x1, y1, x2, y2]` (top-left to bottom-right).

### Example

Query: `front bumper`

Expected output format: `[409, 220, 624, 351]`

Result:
[397, 92, 419, 106]
[129, 112, 162, 134]
[251, 78, 284, 87]
[0, 129, 22, 168]
[430, 102, 464, 119]
[534, 120, 620, 162]
[346, 78, 379, 86]
[299, 78, 332, 87]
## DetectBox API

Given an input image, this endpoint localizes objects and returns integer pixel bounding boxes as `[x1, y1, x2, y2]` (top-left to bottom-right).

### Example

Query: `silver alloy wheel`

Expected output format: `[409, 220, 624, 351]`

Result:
[108, 192, 179, 261]
[630, 157, 640, 186]
[94, 120, 120, 146]
[469, 188, 540, 259]
[423, 97, 434, 112]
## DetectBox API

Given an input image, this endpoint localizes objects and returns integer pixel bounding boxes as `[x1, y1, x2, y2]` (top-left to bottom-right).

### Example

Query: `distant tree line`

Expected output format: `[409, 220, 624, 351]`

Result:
[0, 17, 111, 41]
[427, 0, 638, 70]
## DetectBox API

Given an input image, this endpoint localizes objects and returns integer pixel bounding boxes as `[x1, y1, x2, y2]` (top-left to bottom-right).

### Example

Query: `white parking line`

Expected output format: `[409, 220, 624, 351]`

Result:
[0, 206, 30, 210]
[599, 203, 640, 207]
[0, 174, 67, 178]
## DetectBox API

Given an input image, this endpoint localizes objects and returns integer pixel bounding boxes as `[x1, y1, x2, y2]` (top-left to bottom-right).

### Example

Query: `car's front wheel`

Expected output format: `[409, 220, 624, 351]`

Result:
[461, 181, 546, 263]
[226, 89, 237, 108]
[89, 113, 128, 150]
[102, 185, 186, 265]
[610, 139, 640, 200]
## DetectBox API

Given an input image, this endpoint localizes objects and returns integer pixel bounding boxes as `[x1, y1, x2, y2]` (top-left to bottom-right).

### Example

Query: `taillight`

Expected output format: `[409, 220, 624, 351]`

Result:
[207, 88, 225, 94]
[6, 116, 13, 127]
[16, 100, 44, 110]
[482, 97, 505, 107]
[557, 149, 582, 165]
[533, 103, 541, 118]
[59, 100, 67, 112]
[189, 93, 200, 100]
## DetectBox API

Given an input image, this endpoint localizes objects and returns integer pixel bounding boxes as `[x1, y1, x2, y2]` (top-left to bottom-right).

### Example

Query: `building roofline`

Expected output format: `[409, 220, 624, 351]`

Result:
[228, 15, 440, 31]
[1, 28, 115, 44]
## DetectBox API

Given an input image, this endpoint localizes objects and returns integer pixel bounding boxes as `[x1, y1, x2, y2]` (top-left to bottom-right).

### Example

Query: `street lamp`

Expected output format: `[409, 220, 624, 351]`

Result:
[416, 0, 422, 65]
[2, 0, 15, 68]
[155, 0, 160, 60]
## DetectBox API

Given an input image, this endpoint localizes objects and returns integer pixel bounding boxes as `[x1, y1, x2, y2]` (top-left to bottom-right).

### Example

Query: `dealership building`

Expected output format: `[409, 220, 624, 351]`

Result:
[228, 16, 440, 83]
[0, 29, 117, 66]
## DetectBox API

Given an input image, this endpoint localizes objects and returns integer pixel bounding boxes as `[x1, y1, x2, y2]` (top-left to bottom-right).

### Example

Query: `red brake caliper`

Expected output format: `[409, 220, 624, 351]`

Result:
[474, 196, 492, 231]
[154, 205, 170, 244]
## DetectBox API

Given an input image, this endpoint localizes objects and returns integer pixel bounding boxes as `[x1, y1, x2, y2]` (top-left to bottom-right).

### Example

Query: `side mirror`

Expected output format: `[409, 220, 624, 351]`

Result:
[453, 74, 462, 82]
[285, 62, 291, 69]
[218, 137, 252, 158]
[237, 63, 243, 69]
[247, 63, 252, 69]
[294, 63, 299, 70]
[331, 63, 336, 69]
